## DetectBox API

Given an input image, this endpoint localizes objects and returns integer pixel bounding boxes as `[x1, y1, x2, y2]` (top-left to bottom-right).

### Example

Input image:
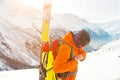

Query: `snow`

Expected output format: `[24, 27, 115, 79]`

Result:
[76, 39, 120, 80]
[0, 69, 39, 80]
[0, 14, 39, 70]
[0, 59, 13, 71]
[99, 19, 120, 36]
[0, 21, 39, 67]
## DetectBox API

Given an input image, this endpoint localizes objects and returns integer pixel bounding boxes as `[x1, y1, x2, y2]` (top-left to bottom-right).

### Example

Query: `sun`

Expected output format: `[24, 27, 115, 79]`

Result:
[20, 0, 43, 10]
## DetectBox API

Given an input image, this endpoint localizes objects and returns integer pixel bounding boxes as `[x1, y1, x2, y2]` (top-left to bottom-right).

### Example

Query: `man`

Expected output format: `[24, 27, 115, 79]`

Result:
[53, 30, 90, 80]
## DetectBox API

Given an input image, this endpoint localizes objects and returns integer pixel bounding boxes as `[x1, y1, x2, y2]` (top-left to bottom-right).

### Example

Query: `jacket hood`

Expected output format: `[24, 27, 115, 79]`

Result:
[62, 31, 78, 49]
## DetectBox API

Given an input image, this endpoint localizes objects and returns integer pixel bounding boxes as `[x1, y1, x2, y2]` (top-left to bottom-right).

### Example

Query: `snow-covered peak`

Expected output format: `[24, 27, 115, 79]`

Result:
[0, 18, 39, 70]
[52, 13, 89, 31]
[52, 13, 111, 39]
[98, 19, 120, 36]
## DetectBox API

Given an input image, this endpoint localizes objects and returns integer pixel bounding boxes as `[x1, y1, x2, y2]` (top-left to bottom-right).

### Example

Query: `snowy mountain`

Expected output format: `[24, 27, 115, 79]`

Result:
[98, 19, 120, 39]
[51, 14, 88, 31]
[76, 38, 120, 80]
[1, 0, 112, 50]
[0, 59, 12, 71]
[0, 18, 39, 70]
[52, 14, 112, 49]
[0, 0, 68, 70]
[84, 27, 111, 49]
[99, 19, 120, 36]
[0, 0, 41, 70]
[50, 25, 68, 40]
[0, 0, 119, 71]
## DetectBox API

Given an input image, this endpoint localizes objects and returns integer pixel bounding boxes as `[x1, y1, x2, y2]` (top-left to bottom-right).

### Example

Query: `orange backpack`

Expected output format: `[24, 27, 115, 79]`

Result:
[40, 39, 60, 60]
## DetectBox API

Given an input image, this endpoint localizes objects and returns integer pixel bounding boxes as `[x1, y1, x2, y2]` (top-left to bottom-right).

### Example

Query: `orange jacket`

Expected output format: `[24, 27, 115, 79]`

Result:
[53, 31, 86, 80]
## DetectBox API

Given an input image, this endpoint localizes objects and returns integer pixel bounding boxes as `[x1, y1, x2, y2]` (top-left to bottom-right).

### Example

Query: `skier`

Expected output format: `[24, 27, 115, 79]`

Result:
[53, 30, 90, 80]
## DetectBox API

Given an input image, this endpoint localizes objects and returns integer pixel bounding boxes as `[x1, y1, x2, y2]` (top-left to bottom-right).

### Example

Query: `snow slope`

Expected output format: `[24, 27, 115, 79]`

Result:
[0, 59, 12, 71]
[98, 19, 120, 40]
[0, 69, 39, 80]
[0, 0, 41, 70]
[76, 38, 120, 80]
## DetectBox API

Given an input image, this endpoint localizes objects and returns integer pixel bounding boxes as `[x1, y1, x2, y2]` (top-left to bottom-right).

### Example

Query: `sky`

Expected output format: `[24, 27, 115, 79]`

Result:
[20, 0, 120, 23]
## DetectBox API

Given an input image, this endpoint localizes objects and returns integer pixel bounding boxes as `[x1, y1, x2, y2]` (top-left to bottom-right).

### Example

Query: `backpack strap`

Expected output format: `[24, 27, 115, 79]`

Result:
[67, 70, 78, 76]
[69, 46, 75, 61]
[51, 39, 63, 60]
[63, 41, 75, 61]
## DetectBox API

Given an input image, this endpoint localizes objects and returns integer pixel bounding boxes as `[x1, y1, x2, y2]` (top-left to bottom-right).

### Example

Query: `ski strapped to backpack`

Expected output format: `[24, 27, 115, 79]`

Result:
[40, 42, 52, 80]
[40, 39, 78, 80]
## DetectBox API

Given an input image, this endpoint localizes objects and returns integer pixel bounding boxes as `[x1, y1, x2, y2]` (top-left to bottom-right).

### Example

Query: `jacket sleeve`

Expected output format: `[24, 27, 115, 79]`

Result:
[53, 44, 78, 73]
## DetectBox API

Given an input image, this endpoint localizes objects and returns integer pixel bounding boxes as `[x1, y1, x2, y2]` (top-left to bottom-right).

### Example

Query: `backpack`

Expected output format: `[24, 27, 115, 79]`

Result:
[39, 39, 77, 80]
